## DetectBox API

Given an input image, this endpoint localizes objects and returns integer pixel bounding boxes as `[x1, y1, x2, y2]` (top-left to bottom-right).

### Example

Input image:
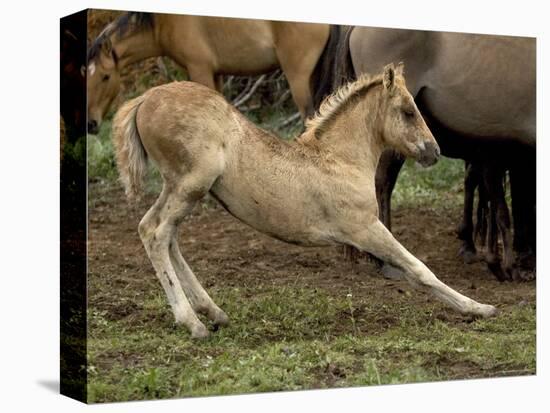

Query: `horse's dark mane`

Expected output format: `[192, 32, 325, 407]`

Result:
[88, 12, 155, 62]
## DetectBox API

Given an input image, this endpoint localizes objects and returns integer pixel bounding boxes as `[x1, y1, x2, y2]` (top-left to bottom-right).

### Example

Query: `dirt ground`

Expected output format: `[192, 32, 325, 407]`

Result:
[88, 182, 535, 328]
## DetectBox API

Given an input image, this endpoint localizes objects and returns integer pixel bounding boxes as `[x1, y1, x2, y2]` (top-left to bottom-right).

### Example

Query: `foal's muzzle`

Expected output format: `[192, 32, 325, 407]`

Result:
[416, 141, 440, 167]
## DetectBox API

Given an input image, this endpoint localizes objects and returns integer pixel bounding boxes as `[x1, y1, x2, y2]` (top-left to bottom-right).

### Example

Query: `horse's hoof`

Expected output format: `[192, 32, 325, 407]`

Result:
[212, 311, 230, 329]
[506, 266, 521, 282]
[478, 304, 499, 318]
[517, 268, 536, 282]
[461, 250, 479, 265]
[486, 261, 507, 282]
[191, 324, 210, 339]
[458, 247, 481, 265]
[381, 263, 405, 280]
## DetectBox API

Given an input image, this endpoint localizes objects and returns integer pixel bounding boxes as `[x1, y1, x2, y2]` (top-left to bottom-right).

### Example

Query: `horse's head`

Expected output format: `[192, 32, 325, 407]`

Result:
[87, 37, 121, 134]
[379, 63, 439, 166]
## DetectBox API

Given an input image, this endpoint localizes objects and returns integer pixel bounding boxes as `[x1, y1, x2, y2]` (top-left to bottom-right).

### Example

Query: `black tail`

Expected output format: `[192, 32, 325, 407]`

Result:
[332, 26, 356, 88]
[310, 25, 357, 112]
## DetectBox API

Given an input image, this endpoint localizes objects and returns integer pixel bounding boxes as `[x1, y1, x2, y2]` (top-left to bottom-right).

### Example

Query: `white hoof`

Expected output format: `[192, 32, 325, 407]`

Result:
[191, 324, 210, 339]
[477, 304, 499, 318]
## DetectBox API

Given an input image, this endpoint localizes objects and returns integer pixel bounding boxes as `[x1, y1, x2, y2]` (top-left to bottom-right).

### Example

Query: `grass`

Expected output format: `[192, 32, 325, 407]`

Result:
[393, 157, 465, 208]
[87, 284, 535, 402]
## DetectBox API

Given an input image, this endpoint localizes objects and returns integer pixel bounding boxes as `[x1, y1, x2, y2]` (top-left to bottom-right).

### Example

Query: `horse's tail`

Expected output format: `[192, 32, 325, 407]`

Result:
[310, 25, 342, 111]
[333, 26, 357, 87]
[112, 94, 148, 201]
[310, 25, 356, 111]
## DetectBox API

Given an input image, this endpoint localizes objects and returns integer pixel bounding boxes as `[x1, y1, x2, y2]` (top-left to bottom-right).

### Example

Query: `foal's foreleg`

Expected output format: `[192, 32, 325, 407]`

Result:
[169, 238, 229, 327]
[348, 220, 498, 317]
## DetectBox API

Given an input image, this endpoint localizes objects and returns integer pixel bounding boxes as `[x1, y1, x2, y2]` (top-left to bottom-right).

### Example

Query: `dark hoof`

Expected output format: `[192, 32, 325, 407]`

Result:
[505, 266, 521, 282]
[517, 268, 536, 282]
[459, 248, 480, 265]
[486, 261, 508, 282]
[517, 251, 536, 272]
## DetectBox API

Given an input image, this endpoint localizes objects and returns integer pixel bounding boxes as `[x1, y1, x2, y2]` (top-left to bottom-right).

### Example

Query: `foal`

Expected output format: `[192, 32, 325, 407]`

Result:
[113, 63, 497, 338]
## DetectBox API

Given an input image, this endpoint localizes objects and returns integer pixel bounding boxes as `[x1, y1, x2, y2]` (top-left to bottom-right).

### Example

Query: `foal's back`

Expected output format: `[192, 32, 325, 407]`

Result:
[133, 81, 363, 246]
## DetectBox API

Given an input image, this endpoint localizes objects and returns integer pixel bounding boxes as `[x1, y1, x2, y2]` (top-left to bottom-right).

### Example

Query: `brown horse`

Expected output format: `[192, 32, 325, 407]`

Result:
[313, 26, 536, 279]
[112, 64, 497, 338]
[87, 12, 329, 133]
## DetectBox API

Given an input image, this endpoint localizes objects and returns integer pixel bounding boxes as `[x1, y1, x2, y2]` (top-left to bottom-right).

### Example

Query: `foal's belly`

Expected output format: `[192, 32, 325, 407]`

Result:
[209, 179, 336, 247]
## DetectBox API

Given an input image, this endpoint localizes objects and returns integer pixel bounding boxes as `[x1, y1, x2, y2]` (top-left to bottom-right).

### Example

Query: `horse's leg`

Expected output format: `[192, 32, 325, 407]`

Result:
[275, 44, 320, 118]
[138, 184, 209, 338]
[374, 150, 406, 279]
[457, 161, 481, 264]
[347, 219, 498, 317]
[186, 63, 217, 90]
[214, 74, 224, 93]
[510, 159, 536, 278]
[494, 171, 517, 280]
[279, 66, 313, 118]
[475, 177, 489, 248]
[482, 166, 509, 282]
[375, 149, 406, 231]
[169, 237, 229, 328]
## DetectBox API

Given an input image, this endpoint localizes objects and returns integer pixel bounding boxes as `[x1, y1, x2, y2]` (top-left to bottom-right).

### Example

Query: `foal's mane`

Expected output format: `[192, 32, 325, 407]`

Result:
[305, 73, 384, 139]
[88, 12, 155, 62]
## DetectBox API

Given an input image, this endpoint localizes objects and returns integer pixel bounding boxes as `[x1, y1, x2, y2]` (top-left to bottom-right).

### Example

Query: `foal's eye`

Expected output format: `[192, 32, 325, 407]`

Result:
[102, 74, 110, 82]
[402, 108, 415, 119]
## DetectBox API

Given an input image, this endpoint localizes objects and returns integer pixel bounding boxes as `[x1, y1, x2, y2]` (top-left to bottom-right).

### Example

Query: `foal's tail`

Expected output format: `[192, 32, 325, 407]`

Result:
[112, 94, 148, 201]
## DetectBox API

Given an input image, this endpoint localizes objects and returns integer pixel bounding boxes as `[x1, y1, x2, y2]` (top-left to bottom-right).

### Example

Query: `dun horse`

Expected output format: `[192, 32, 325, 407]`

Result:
[113, 64, 497, 338]
[87, 12, 329, 133]
[314, 26, 536, 279]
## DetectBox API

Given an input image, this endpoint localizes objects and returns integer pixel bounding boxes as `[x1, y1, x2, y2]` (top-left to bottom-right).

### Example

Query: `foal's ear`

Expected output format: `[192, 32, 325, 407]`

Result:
[395, 62, 405, 77]
[383, 63, 396, 91]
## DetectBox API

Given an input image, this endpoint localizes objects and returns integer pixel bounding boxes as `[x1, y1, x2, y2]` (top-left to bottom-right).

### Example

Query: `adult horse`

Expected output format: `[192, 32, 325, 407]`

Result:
[313, 26, 536, 278]
[61, 11, 86, 140]
[112, 64, 497, 338]
[87, 12, 329, 133]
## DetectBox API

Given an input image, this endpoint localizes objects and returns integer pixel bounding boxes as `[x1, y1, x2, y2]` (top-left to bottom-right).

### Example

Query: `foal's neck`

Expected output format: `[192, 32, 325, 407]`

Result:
[299, 96, 385, 173]
[111, 28, 162, 68]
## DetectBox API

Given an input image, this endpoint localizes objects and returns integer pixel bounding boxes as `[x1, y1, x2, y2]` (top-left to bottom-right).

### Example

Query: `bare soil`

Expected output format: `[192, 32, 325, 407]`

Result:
[88, 183, 535, 328]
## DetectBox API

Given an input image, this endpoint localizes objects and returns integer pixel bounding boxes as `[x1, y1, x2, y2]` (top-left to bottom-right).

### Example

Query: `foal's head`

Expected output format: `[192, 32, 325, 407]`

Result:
[378, 63, 440, 166]
[86, 37, 121, 134]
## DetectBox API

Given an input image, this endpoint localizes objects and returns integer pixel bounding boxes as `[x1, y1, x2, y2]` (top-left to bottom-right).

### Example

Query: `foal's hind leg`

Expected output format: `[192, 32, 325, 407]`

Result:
[348, 220, 497, 318]
[169, 239, 229, 328]
[139, 184, 210, 338]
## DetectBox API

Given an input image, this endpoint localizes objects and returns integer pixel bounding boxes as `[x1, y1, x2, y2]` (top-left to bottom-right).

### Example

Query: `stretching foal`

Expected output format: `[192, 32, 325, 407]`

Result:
[113, 63, 498, 338]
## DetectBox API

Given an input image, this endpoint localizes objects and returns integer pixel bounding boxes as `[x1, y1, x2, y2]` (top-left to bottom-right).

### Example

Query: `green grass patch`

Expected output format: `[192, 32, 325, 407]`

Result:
[87, 285, 535, 403]
[393, 157, 465, 208]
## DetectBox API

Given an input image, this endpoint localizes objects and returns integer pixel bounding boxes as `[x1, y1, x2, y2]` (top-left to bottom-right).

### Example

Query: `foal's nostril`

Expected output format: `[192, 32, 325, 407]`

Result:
[88, 120, 98, 134]
[417, 141, 440, 167]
